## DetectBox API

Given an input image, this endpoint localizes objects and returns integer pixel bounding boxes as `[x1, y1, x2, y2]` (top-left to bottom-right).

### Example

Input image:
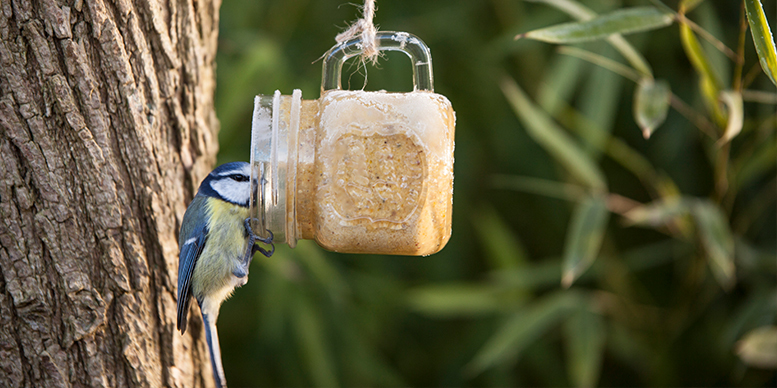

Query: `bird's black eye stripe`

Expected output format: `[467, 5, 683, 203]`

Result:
[229, 174, 249, 182]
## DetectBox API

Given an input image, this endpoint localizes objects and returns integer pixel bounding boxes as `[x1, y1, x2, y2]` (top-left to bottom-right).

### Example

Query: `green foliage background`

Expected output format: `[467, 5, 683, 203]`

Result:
[213, 0, 776, 386]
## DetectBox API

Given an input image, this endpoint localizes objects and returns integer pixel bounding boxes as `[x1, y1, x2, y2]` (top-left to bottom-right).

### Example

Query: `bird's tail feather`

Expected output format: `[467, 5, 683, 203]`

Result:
[201, 312, 226, 388]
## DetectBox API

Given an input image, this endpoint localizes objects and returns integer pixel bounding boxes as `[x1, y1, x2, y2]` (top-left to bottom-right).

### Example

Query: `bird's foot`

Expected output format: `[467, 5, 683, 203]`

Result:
[243, 218, 275, 261]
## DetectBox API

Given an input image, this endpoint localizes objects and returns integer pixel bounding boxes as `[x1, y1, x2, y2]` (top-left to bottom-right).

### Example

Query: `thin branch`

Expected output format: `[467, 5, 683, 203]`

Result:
[605, 193, 643, 216]
[713, 142, 731, 204]
[742, 63, 764, 89]
[676, 14, 738, 61]
[742, 89, 777, 104]
[669, 94, 718, 139]
[557, 46, 641, 83]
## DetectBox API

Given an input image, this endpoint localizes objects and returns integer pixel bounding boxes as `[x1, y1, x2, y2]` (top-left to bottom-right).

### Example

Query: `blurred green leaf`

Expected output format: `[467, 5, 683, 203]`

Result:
[736, 326, 777, 368]
[562, 195, 609, 287]
[491, 174, 587, 202]
[607, 35, 653, 79]
[745, 0, 777, 86]
[218, 37, 285, 131]
[494, 260, 565, 290]
[526, 0, 595, 20]
[680, 0, 705, 13]
[623, 197, 695, 239]
[292, 294, 339, 387]
[523, 340, 570, 386]
[679, 20, 724, 125]
[624, 197, 735, 287]
[257, 267, 293, 344]
[343, 336, 406, 387]
[519, 7, 674, 44]
[623, 198, 690, 228]
[539, 54, 587, 115]
[735, 239, 777, 276]
[472, 205, 530, 271]
[694, 1, 732, 87]
[528, 0, 654, 77]
[717, 90, 744, 145]
[735, 135, 777, 189]
[496, 240, 687, 291]
[293, 241, 350, 303]
[467, 291, 581, 375]
[501, 77, 607, 191]
[605, 320, 652, 374]
[557, 46, 640, 81]
[633, 78, 671, 139]
[724, 290, 777, 348]
[564, 306, 605, 388]
[578, 45, 624, 157]
[691, 201, 736, 289]
[605, 135, 664, 189]
[406, 284, 518, 317]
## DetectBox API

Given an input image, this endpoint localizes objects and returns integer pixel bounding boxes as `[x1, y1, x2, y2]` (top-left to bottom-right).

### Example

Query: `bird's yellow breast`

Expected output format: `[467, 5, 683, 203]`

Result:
[190, 199, 250, 301]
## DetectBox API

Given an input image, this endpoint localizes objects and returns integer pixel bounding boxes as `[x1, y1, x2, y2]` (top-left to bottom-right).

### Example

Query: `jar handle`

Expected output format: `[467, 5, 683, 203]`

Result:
[321, 31, 434, 93]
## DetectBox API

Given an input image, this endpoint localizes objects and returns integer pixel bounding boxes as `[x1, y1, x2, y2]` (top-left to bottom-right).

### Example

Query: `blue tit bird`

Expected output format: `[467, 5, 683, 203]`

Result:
[177, 161, 274, 388]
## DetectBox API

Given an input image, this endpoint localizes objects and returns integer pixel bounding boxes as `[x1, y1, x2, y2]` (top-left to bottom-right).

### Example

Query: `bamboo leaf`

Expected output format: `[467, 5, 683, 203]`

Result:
[294, 241, 350, 302]
[491, 174, 587, 202]
[623, 197, 694, 238]
[558, 46, 641, 82]
[724, 290, 776, 347]
[680, 20, 725, 125]
[466, 292, 580, 375]
[691, 201, 736, 289]
[528, 0, 654, 77]
[501, 77, 607, 191]
[472, 205, 530, 271]
[292, 294, 339, 387]
[680, 0, 705, 13]
[526, 0, 595, 21]
[494, 261, 565, 291]
[623, 198, 690, 227]
[579, 45, 624, 157]
[633, 78, 671, 139]
[562, 195, 610, 288]
[519, 7, 674, 44]
[608, 35, 654, 79]
[717, 90, 744, 145]
[736, 326, 777, 368]
[678, 21, 719, 84]
[339, 319, 407, 387]
[564, 307, 606, 388]
[745, 0, 777, 86]
[406, 284, 513, 317]
[735, 135, 777, 189]
[539, 54, 587, 114]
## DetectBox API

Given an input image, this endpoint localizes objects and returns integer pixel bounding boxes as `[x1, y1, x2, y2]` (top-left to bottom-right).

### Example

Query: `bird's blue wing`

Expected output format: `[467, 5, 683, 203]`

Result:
[177, 198, 209, 334]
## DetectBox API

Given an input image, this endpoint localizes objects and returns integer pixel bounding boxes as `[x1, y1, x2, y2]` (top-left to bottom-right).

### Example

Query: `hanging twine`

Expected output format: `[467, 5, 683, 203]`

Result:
[335, 0, 379, 63]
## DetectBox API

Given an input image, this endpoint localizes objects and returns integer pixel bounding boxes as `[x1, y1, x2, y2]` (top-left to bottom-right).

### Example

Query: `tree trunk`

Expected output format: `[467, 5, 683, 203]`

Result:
[0, 0, 221, 386]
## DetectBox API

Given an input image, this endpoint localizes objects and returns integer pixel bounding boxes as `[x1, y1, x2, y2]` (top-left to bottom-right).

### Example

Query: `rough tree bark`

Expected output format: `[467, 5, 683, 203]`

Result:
[0, 0, 222, 386]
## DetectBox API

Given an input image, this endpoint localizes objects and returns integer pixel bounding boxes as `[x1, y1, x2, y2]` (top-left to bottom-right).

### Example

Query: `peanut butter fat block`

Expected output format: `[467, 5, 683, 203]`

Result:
[253, 89, 455, 256]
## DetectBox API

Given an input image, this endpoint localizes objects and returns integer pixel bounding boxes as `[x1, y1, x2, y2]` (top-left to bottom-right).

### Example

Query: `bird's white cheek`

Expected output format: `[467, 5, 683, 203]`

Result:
[210, 180, 250, 205]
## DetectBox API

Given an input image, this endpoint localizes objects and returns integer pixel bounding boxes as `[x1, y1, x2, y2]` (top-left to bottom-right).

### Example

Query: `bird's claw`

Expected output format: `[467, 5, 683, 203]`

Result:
[245, 218, 274, 245]
[252, 240, 275, 258]
[244, 218, 275, 259]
